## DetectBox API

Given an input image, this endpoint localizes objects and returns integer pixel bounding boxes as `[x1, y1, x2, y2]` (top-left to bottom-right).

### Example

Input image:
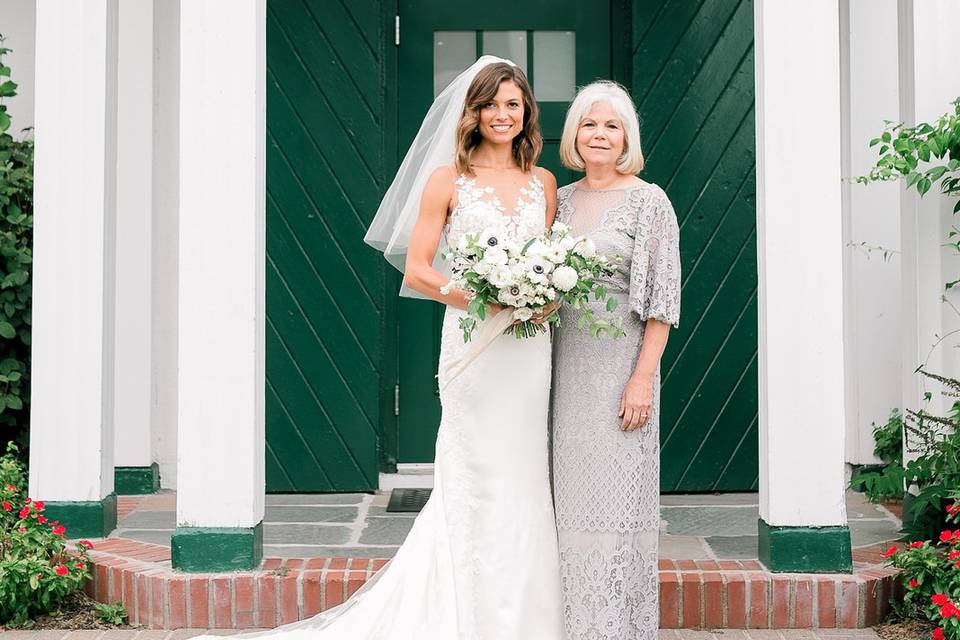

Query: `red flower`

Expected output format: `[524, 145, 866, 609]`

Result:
[882, 545, 899, 558]
[18, 506, 30, 519]
[940, 602, 958, 619]
[948, 503, 960, 515]
[78, 540, 94, 549]
[17, 527, 25, 533]
[933, 628, 945, 640]
[23, 497, 31, 504]
[932, 594, 951, 606]
[910, 541, 925, 548]
[1, 501, 10, 512]
[950, 550, 960, 560]
[37, 515, 47, 524]
[955, 561, 960, 569]
[33, 500, 44, 510]
[909, 578, 920, 588]
[74, 562, 85, 570]
[55, 565, 68, 576]
[940, 530, 954, 543]
[52, 524, 66, 536]
[4, 484, 15, 491]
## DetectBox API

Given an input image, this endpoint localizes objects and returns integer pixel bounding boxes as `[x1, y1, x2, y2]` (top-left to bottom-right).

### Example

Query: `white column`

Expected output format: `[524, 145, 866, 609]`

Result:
[175, 0, 265, 533]
[840, 0, 902, 466]
[898, 0, 960, 461]
[29, 0, 119, 522]
[755, 1, 848, 533]
[151, 0, 181, 490]
[114, 0, 154, 475]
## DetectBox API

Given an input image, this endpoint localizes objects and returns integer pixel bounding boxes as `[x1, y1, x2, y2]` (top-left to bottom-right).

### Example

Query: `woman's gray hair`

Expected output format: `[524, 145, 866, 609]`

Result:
[559, 80, 644, 175]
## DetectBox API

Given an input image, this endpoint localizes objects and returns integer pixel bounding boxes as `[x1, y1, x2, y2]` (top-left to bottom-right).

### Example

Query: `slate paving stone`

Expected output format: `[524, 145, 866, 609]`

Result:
[660, 534, 712, 560]
[661, 506, 758, 536]
[264, 545, 398, 558]
[367, 506, 417, 518]
[262, 523, 351, 544]
[113, 529, 173, 545]
[359, 516, 416, 545]
[850, 519, 902, 547]
[660, 493, 760, 506]
[265, 505, 358, 524]
[117, 510, 177, 529]
[266, 493, 366, 506]
[704, 535, 759, 560]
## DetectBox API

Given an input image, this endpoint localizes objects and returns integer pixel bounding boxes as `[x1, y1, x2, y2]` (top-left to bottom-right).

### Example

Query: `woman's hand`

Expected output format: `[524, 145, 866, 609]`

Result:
[531, 301, 562, 325]
[619, 373, 653, 431]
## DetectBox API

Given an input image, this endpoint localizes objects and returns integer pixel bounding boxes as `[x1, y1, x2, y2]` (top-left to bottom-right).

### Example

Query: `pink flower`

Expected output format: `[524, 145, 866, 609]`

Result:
[940, 602, 958, 619]
[940, 530, 954, 543]
[74, 562, 85, 570]
[4, 484, 15, 491]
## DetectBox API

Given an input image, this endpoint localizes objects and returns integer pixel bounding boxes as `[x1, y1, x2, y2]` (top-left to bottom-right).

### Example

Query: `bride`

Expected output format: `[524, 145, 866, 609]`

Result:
[202, 57, 564, 639]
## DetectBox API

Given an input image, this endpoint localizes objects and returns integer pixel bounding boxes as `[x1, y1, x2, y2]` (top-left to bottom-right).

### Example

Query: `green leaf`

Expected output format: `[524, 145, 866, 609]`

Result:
[882, 131, 892, 143]
[6, 394, 21, 410]
[0, 110, 10, 133]
[0, 80, 17, 98]
[927, 166, 948, 182]
[0, 321, 15, 339]
[606, 297, 618, 312]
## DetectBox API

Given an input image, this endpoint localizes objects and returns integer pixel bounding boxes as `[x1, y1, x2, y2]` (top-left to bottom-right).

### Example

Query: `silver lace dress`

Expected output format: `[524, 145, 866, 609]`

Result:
[551, 182, 681, 640]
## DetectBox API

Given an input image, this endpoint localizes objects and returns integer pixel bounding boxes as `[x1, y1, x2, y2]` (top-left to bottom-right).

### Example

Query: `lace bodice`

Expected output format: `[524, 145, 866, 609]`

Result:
[443, 173, 546, 252]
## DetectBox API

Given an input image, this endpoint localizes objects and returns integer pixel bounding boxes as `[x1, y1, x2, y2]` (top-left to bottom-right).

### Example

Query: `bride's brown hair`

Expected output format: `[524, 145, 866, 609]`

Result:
[455, 63, 542, 175]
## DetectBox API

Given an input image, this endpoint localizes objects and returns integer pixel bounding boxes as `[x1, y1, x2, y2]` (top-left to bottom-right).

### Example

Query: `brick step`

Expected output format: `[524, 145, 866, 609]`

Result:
[83, 538, 900, 630]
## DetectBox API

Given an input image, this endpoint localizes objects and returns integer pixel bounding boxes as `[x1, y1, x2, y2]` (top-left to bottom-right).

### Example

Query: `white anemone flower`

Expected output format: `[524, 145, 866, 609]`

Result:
[525, 257, 552, 284]
[478, 227, 503, 251]
[551, 265, 578, 292]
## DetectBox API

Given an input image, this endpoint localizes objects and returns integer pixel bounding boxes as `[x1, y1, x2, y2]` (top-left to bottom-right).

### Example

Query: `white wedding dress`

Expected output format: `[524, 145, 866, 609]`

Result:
[219, 173, 563, 640]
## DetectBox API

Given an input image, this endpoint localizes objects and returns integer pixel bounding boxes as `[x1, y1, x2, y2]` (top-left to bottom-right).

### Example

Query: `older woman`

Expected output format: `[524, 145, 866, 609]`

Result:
[551, 81, 681, 640]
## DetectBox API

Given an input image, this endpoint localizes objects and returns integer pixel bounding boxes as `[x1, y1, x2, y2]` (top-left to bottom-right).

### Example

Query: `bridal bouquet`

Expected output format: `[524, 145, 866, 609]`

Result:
[440, 222, 626, 342]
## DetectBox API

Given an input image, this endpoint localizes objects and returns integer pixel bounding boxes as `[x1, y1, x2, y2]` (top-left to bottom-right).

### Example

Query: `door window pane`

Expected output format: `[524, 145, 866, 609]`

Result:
[482, 31, 527, 75]
[533, 31, 575, 101]
[434, 31, 476, 96]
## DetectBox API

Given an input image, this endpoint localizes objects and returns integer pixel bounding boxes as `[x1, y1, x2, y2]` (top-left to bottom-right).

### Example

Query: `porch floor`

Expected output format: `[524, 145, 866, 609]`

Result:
[114, 490, 900, 559]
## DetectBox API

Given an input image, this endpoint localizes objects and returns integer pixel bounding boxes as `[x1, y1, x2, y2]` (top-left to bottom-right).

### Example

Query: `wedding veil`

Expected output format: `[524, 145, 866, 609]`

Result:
[364, 55, 515, 289]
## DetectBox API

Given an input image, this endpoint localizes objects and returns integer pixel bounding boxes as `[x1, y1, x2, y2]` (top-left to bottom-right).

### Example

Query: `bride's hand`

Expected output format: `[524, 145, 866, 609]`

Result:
[532, 302, 561, 325]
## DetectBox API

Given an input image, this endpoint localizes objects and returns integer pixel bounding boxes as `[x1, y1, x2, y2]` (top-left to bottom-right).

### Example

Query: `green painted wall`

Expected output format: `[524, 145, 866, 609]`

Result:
[264, 0, 758, 492]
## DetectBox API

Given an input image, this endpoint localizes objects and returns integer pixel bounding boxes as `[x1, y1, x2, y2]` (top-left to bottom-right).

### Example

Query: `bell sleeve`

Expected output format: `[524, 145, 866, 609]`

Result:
[628, 187, 681, 327]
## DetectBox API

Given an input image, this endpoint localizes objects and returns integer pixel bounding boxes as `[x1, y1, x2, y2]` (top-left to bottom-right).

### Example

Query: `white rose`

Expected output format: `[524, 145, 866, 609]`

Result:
[513, 307, 534, 322]
[474, 259, 493, 276]
[456, 234, 477, 256]
[483, 247, 509, 266]
[551, 265, 578, 292]
[544, 245, 567, 264]
[574, 238, 597, 259]
[560, 235, 576, 251]
[488, 265, 513, 288]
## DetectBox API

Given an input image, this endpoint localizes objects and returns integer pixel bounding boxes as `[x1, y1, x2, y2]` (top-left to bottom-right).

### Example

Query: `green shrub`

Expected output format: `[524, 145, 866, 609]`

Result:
[0, 36, 33, 448]
[851, 409, 906, 502]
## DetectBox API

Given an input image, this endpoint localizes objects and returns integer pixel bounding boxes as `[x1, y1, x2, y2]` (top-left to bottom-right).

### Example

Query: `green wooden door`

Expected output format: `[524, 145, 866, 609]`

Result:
[633, 0, 758, 491]
[395, 0, 612, 462]
[264, 1, 389, 492]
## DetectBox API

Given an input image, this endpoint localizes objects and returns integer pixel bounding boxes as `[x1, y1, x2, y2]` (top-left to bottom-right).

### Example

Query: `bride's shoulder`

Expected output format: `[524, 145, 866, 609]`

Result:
[532, 166, 557, 192]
